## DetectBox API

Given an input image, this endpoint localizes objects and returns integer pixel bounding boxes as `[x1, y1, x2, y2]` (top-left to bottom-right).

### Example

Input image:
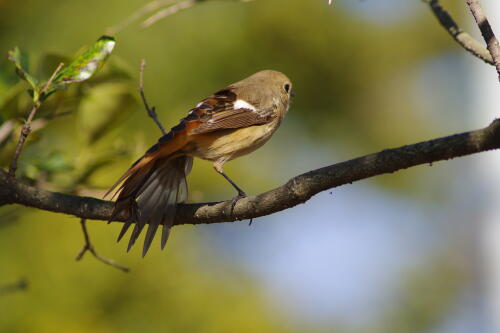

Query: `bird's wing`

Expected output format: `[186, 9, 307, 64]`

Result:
[184, 87, 276, 134]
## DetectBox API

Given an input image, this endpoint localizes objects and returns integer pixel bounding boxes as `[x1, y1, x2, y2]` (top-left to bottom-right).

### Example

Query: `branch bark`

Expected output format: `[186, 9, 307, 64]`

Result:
[1, 119, 499, 226]
[425, 0, 494, 65]
[466, 0, 500, 81]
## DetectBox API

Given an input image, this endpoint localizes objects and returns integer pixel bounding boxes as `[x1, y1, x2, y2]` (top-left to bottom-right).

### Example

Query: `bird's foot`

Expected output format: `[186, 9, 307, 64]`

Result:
[229, 191, 254, 226]
[230, 191, 247, 213]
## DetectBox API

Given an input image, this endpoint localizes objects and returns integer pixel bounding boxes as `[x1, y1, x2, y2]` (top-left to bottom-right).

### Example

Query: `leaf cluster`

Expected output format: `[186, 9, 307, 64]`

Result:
[1, 36, 137, 191]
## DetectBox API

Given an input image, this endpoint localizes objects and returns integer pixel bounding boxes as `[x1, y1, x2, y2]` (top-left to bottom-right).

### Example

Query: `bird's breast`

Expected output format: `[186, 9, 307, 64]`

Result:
[185, 119, 281, 162]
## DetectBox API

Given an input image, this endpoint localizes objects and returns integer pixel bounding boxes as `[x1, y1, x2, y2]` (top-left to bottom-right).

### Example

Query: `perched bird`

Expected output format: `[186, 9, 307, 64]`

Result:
[106, 70, 293, 256]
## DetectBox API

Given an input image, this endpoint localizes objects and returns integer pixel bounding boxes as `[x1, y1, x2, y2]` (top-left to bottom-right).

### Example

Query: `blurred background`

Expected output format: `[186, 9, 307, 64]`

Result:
[0, 0, 499, 332]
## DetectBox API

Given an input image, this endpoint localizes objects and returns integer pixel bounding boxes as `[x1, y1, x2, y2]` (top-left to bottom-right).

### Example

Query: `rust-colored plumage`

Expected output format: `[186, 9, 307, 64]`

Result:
[107, 70, 293, 256]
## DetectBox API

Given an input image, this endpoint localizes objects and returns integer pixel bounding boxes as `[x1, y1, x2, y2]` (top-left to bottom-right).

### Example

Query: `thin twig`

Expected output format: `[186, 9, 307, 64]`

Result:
[0, 111, 72, 147]
[0, 278, 28, 296]
[139, 59, 167, 135]
[0, 120, 15, 145]
[76, 218, 130, 272]
[107, 0, 179, 35]
[141, 0, 197, 28]
[424, 0, 493, 65]
[466, 0, 500, 82]
[8, 63, 65, 177]
[109, 0, 253, 31]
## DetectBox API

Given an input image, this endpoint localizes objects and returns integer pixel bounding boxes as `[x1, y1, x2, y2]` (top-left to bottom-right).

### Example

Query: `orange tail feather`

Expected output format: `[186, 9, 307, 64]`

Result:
[106, 123, 193, 256]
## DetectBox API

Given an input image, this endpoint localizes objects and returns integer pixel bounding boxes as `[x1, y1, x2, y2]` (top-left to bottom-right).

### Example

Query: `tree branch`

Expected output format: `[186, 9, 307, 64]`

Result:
[0, 278, 28, 297]
[107, 0, 255, 33]
[424, 0, 494, 66]
[138, 59, 167, 135]
[466, 0, 500, 81]
[76, 218, 130, 272]
[0, 120, 16, 146]
[106, 0, 179, 34]
[141, 0, 197, 28]
[8, 63, 65, 177]
[1, 119, 499, 226]
[140, 0, 255, 29]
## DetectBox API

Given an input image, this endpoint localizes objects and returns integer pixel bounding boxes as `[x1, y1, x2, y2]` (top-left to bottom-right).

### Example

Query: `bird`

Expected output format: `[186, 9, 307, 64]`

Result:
[105, 69, 293, 256]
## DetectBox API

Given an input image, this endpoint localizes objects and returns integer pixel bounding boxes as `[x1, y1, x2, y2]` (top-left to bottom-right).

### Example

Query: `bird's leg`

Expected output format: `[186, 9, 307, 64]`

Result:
[213, 160, 247, 212]
[213, 160, 247, 197]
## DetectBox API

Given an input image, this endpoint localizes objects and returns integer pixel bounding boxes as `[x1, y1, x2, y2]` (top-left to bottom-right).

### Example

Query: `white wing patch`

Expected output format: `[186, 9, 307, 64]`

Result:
[234, 99, 257, 112]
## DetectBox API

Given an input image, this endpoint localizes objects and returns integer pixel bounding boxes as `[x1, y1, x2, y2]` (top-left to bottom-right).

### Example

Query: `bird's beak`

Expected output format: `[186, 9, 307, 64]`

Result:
[291, 90, 296, 97]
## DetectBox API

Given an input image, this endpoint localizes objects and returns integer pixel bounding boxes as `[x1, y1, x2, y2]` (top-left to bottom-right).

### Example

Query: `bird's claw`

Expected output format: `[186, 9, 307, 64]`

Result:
[230, 191, 254, 226]
[230, 191, 247, 213]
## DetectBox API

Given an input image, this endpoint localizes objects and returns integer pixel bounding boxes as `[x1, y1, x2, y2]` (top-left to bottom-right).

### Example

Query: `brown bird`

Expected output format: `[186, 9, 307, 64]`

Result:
[106, 70, 293, 256]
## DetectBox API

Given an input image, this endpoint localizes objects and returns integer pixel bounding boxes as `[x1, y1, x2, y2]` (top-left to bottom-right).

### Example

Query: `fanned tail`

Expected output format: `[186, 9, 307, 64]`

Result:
[109, 155, 192, 256]
[106, 124, 192, 256]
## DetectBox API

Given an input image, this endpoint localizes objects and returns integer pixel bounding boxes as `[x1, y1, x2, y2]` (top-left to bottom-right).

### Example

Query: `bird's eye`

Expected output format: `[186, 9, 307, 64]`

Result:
[283, 84, 291, 93]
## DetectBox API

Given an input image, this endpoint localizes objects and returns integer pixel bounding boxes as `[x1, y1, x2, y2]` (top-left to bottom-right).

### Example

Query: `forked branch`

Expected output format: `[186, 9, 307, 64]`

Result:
[424, 0, 494, 65]
[76, 218, 130, 272]
[466, 0, 500, 81]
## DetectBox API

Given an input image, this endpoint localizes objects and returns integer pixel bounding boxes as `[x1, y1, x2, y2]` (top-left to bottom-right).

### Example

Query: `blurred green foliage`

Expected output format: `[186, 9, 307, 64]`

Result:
[0, 0, 471, 332]
[0, 35, 133, 188]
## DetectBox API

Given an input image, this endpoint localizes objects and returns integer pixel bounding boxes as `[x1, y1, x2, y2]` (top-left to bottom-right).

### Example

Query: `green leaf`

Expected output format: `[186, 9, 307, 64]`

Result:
[53, 36, 116, 86]
[7, 47, 39, 96]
